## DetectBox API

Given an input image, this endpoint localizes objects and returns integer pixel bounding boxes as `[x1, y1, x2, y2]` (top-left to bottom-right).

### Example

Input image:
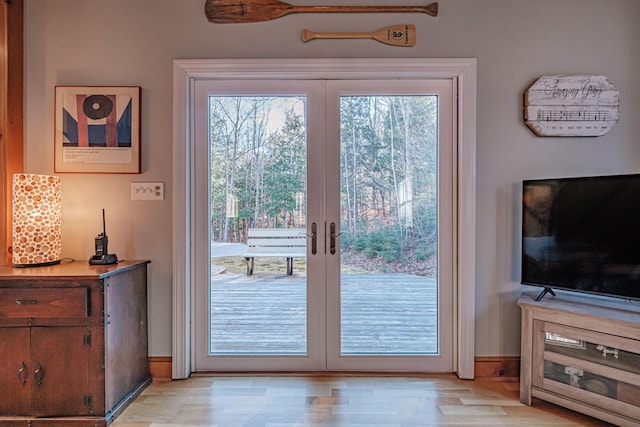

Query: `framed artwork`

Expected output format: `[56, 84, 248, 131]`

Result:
[54, 86, 141, 173]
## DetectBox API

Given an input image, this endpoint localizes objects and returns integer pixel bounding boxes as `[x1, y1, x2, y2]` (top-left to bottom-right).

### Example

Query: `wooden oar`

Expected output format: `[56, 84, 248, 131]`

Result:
[205, 0, 438, 24]
[301, 24, 416, 47]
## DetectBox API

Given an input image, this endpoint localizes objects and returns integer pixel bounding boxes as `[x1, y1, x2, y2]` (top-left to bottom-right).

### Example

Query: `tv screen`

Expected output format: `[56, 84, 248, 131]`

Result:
[522, 173, 640, 301]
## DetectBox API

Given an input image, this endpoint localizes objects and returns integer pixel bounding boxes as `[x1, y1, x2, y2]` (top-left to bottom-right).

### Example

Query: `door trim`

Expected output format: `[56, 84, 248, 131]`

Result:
[172, 58, 477, 379]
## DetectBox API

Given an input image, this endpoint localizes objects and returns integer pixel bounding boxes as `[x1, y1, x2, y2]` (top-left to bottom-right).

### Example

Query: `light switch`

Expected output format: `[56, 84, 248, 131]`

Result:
[131, 182, 164, 200]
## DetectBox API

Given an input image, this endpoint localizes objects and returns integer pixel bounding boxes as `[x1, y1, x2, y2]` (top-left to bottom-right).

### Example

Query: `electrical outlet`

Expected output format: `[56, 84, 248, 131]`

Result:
[131, 182, 164, 200]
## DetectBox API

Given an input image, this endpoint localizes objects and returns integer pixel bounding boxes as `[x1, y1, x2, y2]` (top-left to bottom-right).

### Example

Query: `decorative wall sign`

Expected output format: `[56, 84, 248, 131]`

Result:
[524, 75, 619, 137]
[54, 86, 141, 173]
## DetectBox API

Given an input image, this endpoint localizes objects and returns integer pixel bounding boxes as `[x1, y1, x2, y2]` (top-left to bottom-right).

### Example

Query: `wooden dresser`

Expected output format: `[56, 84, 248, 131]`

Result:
[0, 260, 151, 426]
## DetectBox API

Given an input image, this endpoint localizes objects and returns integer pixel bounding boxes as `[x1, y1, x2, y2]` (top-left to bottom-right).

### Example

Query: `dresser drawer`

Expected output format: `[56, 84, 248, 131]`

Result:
[0, 288, 88, 318]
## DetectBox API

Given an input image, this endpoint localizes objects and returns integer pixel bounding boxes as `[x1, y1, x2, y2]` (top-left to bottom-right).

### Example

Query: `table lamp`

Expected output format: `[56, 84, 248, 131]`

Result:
[12, 173, 62, 267]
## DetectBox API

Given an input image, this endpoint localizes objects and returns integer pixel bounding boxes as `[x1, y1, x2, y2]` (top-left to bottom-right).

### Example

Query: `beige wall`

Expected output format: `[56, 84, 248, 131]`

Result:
[24, 0, 640, 358]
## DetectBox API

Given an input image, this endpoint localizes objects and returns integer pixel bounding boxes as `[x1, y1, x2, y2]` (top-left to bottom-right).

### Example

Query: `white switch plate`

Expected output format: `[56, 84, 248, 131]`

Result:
[131, 182, 164, 200]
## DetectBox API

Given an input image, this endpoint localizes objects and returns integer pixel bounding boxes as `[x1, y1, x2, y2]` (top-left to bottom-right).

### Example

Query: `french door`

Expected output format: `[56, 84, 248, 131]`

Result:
[192, 78, 455, 372]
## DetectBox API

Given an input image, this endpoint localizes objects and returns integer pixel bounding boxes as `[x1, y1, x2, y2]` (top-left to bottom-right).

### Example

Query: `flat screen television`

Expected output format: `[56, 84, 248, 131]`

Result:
[522, 173, 640, 301]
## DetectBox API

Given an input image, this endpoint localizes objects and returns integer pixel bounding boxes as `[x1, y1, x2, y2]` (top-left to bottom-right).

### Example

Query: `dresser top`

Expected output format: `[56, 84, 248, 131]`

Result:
[0, 260, 150, 280]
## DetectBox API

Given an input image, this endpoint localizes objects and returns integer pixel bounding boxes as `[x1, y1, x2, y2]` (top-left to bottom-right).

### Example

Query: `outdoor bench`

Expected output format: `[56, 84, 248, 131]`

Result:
[244, 228, 307, 275]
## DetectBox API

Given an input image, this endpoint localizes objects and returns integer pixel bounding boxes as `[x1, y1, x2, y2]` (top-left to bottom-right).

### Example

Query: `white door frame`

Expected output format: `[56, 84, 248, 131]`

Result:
[172, 58, 477, 379]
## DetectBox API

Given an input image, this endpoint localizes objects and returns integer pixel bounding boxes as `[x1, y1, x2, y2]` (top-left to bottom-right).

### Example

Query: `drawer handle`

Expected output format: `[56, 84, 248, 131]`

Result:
[18, 362, 27, 385]
[16, 299, 37, 305]
[34, 363, 44, 386]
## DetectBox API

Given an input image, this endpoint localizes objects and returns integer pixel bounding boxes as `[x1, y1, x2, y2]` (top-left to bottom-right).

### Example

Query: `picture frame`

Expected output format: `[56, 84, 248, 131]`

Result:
[54, 86, 141, 173]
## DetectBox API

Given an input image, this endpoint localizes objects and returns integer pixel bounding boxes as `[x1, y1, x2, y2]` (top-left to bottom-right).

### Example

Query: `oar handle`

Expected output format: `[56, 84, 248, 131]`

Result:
[295, 4, 437, 16]
[302, 30, 373, 42]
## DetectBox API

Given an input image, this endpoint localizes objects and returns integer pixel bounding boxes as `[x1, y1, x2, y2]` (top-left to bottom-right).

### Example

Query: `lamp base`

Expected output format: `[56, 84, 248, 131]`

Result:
[13, 260, 61, 268]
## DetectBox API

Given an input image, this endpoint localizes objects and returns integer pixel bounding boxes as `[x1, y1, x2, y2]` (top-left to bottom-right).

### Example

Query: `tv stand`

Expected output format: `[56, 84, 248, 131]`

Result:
[535, 287, 556, 301]
[518, 292, 640, 427]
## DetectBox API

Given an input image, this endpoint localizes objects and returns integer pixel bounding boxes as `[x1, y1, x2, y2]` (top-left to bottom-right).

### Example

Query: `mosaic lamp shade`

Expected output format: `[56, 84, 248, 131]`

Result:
[12, 174, 62, 267]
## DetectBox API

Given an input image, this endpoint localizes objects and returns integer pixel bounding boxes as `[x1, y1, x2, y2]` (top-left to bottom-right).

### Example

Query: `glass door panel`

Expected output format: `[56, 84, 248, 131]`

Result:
[339, 94, 439, 355]
[208, 95, 308, 355]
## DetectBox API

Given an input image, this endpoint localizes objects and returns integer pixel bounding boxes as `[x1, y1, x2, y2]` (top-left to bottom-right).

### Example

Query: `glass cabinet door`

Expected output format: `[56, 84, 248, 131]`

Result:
[542, 324, 640, 410]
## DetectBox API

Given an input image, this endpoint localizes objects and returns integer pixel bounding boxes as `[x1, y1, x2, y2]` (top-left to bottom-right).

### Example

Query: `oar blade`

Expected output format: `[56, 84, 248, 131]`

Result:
[373, 24, 416, 47]
[205, 0, 293, 23]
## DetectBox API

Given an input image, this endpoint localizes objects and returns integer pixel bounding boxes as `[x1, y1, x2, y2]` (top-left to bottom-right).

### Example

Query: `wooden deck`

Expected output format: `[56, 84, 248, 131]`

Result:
[210, 271, 438, 355]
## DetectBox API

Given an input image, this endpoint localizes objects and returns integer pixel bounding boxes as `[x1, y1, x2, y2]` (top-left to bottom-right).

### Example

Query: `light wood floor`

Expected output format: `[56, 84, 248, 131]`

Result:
[111, 374, 615, 426]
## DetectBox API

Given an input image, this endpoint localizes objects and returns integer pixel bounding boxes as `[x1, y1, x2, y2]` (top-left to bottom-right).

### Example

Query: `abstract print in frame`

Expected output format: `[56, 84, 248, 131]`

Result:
[54, 86, 141, 173]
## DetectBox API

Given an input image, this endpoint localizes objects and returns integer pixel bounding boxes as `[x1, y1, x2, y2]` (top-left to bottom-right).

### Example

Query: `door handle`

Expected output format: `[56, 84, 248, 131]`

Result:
[34, 363, 44, 387]
[330, 222, 341, 255]
[18, 362, 27, 385]
[310, 222, 317, 255]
